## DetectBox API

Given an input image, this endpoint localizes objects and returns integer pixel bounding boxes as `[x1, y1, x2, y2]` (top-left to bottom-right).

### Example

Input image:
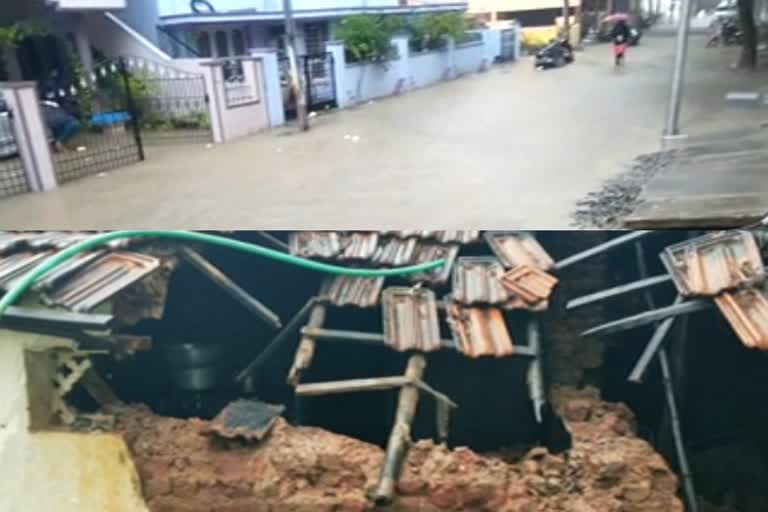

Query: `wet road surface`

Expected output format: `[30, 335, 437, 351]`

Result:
[0, 32, 763, 229]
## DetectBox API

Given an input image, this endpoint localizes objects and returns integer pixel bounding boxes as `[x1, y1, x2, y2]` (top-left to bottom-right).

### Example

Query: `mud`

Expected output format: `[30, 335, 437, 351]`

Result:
[111, 388, 683, 512]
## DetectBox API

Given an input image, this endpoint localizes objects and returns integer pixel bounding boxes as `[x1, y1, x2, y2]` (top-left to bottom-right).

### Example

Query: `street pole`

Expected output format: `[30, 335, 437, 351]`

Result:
[283, 0, 309, 131]
[663, 0, 693, 137]
[563, 0, 572, 42]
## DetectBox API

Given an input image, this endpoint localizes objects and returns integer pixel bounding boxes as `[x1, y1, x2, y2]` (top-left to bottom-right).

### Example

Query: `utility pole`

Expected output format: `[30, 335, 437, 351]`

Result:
[563, 0, 572, 43]
[663, 0, 693, 138]
[283, 0, 309, 131]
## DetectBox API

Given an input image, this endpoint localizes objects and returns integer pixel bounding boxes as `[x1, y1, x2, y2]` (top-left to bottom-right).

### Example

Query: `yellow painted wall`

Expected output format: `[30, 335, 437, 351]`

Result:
[0, 331, 149, 512]
[521, 23, 581, 47]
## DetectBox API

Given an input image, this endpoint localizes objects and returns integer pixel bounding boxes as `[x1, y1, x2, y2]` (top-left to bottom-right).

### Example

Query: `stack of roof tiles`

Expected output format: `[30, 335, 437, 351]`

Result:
[661, 230, 768, 351]
[288, 231, 559, 359]
[0, 231, 161, 314]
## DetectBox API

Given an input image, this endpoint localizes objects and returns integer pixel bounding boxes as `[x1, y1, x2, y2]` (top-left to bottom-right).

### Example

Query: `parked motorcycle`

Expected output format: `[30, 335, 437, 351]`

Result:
[706, 17, 743, 47]
[535, 39, 575, 70]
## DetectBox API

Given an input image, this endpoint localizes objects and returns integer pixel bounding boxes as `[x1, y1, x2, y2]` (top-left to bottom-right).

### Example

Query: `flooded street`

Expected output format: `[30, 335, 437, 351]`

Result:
[0, 32, 761, 228]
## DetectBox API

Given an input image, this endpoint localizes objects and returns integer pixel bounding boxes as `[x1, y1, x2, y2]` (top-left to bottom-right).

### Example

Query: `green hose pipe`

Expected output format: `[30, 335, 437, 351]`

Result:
[0, 231, 445, 319]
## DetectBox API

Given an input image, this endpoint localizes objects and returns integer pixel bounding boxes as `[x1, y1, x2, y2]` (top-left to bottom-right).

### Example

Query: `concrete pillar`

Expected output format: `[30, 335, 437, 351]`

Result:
[446, 37, 457, 80]
[391, 36, 409, 94]
[74, 14, 95, 77]
[0, 83, 58, 192]
[2, 47, 23, 81]
[326, 41, 348, 108]
[250, 49, 285, 127]
[198, 64, 225, 143]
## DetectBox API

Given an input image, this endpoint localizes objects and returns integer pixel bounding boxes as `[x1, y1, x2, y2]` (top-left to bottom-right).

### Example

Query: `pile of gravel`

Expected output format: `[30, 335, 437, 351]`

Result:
[572, 150, 675, 229]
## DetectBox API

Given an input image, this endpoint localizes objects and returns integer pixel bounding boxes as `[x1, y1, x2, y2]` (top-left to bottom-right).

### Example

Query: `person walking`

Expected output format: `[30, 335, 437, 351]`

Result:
[611, 19, 632, 66]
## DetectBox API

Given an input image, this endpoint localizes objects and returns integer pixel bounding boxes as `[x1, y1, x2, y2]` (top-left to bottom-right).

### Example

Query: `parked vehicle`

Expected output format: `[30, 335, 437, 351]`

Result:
[706, 16, 743, 47]
[535, 39, 575, 69]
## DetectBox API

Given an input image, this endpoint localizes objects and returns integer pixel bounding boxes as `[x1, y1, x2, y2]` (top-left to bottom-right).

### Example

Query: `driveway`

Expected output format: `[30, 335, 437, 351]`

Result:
[0, 32, 763, 229]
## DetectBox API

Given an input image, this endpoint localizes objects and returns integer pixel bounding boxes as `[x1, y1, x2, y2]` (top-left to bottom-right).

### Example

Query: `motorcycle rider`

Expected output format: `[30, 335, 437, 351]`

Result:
[611, 19, 632, 66]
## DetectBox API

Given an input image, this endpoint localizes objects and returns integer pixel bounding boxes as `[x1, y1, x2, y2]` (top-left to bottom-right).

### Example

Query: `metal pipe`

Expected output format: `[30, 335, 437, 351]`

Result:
[181, 247, 282, 329]
[659, 347, 699, 512]
[526, 317, 546, 423]
[580, 298, 710, 337]
[566, 274, 673, 310]
[255, 231, 289, 252]
[301, 326, 538, 356]
[296, 376, 411, 396]
[287, 304, 326, 386]
[664, 0, 694, 136]
[235, 297, 318, 382]
[633, 241, 699, 512]
[628, 295, 683, 383]
[373, 355, 426, 505]
[554, 231, 652, 270]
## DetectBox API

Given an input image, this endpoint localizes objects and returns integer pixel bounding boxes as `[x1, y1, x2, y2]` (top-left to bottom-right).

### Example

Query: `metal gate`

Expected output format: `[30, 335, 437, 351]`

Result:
[303, 53, 337, 112]
[280, 53, 337, 117]
[39, 58, 144, 184]
[124, 56, 213, 145]
[0, 107, 31, 198]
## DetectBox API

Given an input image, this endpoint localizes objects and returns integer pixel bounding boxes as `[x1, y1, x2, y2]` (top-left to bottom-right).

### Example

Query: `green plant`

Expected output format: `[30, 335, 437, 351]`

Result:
[0, 22, 47, 50]
[422, 13, 468, 50]
[336, 14, 399, 63]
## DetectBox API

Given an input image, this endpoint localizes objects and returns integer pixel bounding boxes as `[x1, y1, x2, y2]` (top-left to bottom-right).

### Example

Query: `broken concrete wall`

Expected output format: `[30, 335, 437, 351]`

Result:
[0, 330, 149, 512]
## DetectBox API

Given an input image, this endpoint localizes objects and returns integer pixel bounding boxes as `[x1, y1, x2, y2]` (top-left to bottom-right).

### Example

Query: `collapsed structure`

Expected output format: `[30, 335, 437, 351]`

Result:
[0, 230, 767, 511]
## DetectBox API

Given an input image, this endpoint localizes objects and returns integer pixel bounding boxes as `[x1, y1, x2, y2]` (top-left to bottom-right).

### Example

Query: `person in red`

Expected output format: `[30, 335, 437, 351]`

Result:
[611, 19, 632, 66]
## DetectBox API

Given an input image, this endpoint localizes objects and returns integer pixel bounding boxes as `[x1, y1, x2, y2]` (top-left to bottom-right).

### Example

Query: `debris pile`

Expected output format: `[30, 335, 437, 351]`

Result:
[572, 151, 674, 229]
[111, 390, 683, 512]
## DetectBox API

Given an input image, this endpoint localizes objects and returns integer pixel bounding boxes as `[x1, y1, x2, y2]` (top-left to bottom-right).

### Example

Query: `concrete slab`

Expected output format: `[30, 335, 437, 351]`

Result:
[626, 132, 768, 228]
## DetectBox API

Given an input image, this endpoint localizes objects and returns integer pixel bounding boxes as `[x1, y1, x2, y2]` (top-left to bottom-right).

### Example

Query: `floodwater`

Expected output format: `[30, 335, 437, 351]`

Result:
[0, 32, 763, 229]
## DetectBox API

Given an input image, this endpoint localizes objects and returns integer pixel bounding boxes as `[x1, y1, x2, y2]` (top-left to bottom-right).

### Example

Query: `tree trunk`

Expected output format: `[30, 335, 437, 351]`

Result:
[563, 0, 572, 43]
[739, 0, 758, 69]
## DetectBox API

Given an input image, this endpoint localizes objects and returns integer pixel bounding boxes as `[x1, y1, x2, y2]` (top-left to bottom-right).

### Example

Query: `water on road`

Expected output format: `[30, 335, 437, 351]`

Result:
[0, 33, 761, 228]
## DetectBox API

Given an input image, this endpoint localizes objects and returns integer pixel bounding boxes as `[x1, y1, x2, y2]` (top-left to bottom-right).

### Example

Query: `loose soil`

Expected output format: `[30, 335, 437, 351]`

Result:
[110, 387, 683, 512]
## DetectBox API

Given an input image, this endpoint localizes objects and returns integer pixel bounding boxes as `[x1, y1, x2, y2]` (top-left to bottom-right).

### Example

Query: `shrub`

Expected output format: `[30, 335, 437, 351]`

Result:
[336, 14, 400, 63]
[409, 13, 468, 52]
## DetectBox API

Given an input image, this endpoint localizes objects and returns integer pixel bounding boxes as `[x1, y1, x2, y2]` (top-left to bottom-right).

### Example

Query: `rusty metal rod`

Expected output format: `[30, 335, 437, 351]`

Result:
[628, 295, 684, 383]
[526, 317, 546, 424]
[254, 231, 289, 252]
[554, 231, 652, 270]
[566, 274, 673, 310]
[287, 304, 326, 386]
[633, 241, 699, 512]
[296, 376, 457, 409]
[181, 247, 282, 329]
[235, 297, 318, 383]
[301, 326, 538, 357]
[580, 299, 710, 337]
[373, 355, 426, 505]
[296, 376, 411, 396]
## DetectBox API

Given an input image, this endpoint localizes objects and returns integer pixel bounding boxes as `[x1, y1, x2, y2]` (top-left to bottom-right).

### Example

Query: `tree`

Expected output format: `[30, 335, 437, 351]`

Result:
[0, 22, 46, 51]
[738, 0, 758, 69]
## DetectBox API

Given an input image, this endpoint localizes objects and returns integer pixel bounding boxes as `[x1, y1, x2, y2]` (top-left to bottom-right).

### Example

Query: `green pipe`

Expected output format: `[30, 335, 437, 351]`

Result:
[0, 231, 445, 319]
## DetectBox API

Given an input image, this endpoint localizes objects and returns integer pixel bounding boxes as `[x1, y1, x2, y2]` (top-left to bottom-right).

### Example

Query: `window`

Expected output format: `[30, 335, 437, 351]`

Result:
[232, 29, 246, 56]
[196, 32, 212, 57]
[215, 30, 229, 57]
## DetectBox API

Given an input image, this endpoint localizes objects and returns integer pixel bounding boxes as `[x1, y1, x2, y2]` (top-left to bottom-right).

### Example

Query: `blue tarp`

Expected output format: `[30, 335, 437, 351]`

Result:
[91, 111, 131, 127]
